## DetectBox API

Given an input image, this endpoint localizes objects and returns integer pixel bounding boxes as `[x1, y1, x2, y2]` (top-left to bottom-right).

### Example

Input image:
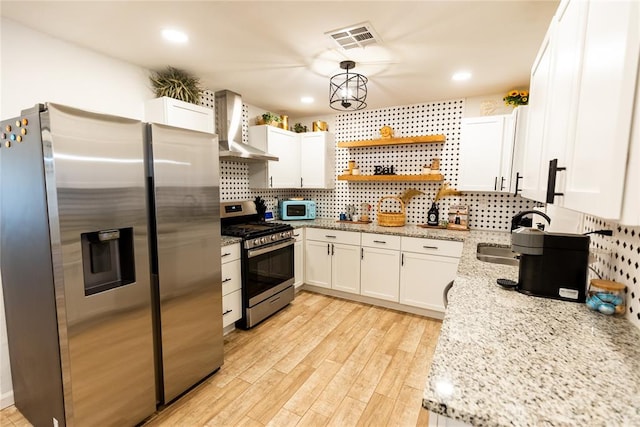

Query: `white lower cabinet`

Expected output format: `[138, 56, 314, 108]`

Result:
[400, 237, 463, 313]
[220, 244, 242, 328]
[304, 229, 463, 316]
[293, 229, 304, 288]
[305, 228, 361, 294]
[360, 233, 401, 302]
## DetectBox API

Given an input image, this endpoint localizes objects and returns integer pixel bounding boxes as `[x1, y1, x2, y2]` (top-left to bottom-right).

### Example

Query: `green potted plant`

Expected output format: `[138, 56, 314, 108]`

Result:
[149, 66, 203, 104]
[258, 112, 282, 127]
[293, 123, 308, 133]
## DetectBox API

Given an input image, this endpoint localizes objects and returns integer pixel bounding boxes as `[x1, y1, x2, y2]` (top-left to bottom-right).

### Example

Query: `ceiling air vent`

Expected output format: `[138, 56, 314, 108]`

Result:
[326, 22, 381, 50]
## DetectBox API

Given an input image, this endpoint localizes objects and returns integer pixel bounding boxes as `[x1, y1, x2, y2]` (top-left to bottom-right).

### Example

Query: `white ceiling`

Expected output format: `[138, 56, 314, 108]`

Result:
[0, 1, 558, 116]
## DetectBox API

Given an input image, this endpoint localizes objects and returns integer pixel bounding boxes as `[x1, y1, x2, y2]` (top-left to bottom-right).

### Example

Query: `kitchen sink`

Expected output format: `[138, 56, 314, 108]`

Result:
[476, 243, 519, 266]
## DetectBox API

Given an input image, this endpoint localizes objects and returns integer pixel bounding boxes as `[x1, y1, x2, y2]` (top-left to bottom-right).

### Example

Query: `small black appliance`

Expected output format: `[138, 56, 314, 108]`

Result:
[511, 228, 590, 302]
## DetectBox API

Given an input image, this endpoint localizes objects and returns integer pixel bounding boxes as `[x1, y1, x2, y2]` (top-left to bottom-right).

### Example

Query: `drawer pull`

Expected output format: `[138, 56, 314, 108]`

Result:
[423, 245, 439, 250]
[293, 233, 300, 237]
[221, 252, 232, 257]
[373, 240, 387, 244]
[222, 278, 232, 283]
[223, 309, 233, 315]
[325, 235, 337, 238]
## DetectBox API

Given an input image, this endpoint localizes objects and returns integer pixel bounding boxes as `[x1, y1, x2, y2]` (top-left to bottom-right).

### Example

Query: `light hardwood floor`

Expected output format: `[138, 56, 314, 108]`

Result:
[1, 290, 442, 426]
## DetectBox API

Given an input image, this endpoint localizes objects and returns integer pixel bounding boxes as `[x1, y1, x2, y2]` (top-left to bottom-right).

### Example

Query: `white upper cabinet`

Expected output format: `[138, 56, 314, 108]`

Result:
[300, 132, 335, 189]
[145, 97, 214, 134]
[523, 0, 640, 224]
[458, 115, 513, 192]
[249, 125, 300, 188]
[248, 127, 335, 189]
[563, 0, 639, 219]
[522, 23, 554, 203]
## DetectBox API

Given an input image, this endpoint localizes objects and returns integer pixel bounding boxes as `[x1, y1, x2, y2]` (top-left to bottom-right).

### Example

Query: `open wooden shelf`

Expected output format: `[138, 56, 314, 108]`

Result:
[337, 134, 446, 148]
[337, 174, 444, 182]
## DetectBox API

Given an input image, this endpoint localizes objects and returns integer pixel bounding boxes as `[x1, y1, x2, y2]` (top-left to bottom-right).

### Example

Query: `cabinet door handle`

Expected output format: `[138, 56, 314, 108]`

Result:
[500, 176, 506, 191]
[361, 247, 364, 260]
[221, 252, 232, 258]
[401, 253, 404, 266]
[545, 158, 566, 204]
[494, 176, 498, 191]
[325, 235, 337, 238]
[270, 176, 273, 187]
[331, 243, 334, 256]
[423, 245, 439, 250]
[373, 240, 387, 244]
[300, 177, 303, 187]
[222, 278, 232, 283]
[514, 172, 523, 195]
[327, 243, 330, 255]
[223, 309, 233, 315]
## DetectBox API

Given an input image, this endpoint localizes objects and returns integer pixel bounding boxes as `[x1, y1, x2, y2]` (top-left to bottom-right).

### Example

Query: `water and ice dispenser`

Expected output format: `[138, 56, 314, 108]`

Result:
[81, 227, 136, 296]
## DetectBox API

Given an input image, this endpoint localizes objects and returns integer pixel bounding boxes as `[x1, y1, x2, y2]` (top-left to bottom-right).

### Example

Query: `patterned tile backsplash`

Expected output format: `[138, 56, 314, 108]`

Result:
[202, 90, 538, 230]
[202, 90, 640, 329]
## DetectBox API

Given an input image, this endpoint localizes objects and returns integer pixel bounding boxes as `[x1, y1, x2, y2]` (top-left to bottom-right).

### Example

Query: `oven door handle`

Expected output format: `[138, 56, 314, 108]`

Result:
[247, 238, 295, 258]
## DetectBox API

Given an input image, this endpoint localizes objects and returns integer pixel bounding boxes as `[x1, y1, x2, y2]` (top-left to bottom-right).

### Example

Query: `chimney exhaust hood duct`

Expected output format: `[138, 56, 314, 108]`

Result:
[215, 90, 279, 162]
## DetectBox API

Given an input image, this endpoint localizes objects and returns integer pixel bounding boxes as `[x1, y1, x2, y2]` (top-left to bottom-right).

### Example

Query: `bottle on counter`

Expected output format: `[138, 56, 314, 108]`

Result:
[427, 202, 439, 226]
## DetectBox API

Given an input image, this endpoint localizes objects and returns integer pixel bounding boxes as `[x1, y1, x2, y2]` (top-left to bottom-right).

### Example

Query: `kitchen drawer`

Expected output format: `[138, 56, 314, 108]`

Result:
[361, 233, 401, 250]
[221, 243, 241, 263]
[305, 227, 361, 245]
[401, 237, 463, 258]
[221, 259, 241, 295]
[222, 289, 242, 328]
[292, 228, 305, 241]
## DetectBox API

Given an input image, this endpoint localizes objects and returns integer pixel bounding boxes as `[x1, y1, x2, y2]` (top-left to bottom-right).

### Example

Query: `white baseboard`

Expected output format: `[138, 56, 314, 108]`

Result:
[0, 390, 14, 409]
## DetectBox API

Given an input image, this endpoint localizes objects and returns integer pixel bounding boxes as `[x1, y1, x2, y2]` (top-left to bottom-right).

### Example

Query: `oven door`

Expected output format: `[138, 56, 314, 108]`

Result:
[245, 238, 295, 306]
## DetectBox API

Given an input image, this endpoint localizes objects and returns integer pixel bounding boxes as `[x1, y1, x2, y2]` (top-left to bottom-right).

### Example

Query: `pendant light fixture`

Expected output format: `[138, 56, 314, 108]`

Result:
[329, 60, 367, 111]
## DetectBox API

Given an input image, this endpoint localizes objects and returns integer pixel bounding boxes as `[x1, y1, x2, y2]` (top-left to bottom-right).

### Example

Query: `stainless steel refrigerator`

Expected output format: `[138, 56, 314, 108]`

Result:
[0, 103, 223, 426]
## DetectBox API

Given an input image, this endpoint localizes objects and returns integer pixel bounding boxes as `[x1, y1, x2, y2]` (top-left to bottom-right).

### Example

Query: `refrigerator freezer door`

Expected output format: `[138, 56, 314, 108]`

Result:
[148, 123, 223, 403]
[45, 104, 157, 425]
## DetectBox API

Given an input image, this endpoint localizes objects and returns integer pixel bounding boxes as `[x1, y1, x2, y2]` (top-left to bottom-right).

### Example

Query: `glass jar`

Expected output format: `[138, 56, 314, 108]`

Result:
[586, 279, 626, 316]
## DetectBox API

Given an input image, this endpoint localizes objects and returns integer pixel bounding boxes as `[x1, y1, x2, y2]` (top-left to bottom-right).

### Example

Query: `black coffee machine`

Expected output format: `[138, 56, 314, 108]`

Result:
[511, 212, 590, 302]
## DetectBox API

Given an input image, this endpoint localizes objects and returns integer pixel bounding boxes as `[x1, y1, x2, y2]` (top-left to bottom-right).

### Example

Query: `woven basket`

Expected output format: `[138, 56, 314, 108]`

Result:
[377, 196, 406, 227]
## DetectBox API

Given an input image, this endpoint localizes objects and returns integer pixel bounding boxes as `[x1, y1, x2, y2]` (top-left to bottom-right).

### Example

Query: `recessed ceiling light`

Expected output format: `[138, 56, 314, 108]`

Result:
[452, 71, 472, 81]
[301, 96, 314, 104]
[162, 29, 188, 44]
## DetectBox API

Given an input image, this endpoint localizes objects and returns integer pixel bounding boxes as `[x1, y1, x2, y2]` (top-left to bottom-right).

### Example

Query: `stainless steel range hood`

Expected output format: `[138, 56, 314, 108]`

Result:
[215, 90, 278, 162]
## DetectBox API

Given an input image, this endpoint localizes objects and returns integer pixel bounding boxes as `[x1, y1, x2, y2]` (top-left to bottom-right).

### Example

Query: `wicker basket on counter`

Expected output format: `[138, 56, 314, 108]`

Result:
[376, 196, 406, 227]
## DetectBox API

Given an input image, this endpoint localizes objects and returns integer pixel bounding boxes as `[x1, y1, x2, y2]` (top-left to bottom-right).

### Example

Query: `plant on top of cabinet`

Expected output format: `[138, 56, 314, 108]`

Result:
[503, 89, 529, 107]
[149, 66, 202, 104]
[257, 112, 282, 127]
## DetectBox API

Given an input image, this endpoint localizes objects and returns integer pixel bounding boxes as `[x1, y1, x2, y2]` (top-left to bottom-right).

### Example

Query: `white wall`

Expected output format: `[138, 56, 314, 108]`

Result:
[0, 18, 154, 409]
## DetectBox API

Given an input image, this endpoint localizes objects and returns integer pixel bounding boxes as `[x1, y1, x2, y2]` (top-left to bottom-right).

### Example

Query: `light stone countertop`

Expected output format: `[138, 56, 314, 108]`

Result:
[422, 230, 640, 426]
[221, 236, 242, 247]
[276, 218, 469, 242]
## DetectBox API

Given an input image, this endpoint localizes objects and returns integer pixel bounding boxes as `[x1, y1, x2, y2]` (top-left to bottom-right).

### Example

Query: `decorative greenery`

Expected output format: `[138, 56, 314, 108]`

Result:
[261, 112, 282, 124]
[503, 89, 529, 106]
[293, 123, 308, 133]
[150, 66, 202, 104]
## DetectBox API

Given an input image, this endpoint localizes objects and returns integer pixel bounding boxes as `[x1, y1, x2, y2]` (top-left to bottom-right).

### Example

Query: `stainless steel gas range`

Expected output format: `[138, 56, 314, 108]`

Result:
[220, 201, 295, 328]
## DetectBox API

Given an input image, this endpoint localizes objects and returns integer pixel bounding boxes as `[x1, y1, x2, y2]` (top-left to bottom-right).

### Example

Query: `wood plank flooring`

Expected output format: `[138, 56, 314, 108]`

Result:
[0, 290, 442, 427]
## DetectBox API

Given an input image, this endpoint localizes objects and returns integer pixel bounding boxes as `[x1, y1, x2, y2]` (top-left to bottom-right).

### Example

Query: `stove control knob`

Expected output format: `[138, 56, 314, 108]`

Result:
[280, 232, 286, 238]
[271, 235, 277, 241]
[253, 239, 260, 246]
[260, 237, 266, 244]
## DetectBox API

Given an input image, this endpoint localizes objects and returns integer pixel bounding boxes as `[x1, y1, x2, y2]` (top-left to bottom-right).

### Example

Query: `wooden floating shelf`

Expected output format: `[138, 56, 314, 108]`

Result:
[337, 134, 446, 148]
[338, 174, 444, 182]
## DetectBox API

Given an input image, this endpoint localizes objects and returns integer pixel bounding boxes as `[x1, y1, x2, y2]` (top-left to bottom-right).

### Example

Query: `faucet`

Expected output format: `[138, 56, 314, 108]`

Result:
[511, 210, 551, 232]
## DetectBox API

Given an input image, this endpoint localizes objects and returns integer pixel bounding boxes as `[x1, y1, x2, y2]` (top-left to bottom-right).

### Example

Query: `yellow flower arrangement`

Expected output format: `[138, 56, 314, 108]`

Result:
[503, 89, 529, 106]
